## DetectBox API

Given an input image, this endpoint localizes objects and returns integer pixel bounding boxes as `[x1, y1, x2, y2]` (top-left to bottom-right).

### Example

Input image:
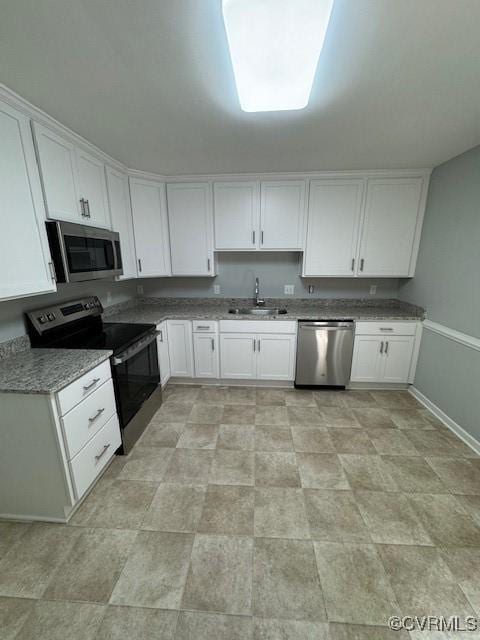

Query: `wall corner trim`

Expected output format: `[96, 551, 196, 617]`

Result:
[409, 386, 480, 456]
[423, 319, 480, 353]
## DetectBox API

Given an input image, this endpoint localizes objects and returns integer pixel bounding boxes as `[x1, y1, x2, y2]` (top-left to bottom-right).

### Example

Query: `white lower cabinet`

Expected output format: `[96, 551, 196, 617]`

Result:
[220, 334, 258, 379]
[193, 333, 219, 378]
[167, 320, 194, 377]
[156, 321, 171, 386]
[256, 334, 297, 380]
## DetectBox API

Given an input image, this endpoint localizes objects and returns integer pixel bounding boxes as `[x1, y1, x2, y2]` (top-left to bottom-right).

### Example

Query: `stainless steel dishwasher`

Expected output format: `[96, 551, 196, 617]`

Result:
[295, 321, 354, 387]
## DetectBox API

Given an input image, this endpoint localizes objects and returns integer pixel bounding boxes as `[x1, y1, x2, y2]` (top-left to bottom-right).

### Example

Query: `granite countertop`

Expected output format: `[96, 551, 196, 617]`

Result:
[0, 348, 112, 395]
[106, 297, 425, 325]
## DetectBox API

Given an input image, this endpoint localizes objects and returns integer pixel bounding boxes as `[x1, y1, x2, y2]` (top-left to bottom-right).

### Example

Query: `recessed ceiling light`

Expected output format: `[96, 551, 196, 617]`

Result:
[222, 0, 334, 113]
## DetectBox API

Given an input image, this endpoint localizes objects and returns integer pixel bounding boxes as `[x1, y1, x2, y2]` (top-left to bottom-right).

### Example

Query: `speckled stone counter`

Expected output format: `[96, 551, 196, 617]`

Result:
[106, 297, 425, 325]
[0, 348, 112, 395]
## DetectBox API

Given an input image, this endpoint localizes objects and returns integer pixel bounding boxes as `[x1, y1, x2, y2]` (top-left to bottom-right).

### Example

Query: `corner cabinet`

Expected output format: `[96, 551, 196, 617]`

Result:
[0, 100, 56, 301]
[106, 166, 137, 280]
[166, 183, 215, 276]
[129, 177, 171, 277]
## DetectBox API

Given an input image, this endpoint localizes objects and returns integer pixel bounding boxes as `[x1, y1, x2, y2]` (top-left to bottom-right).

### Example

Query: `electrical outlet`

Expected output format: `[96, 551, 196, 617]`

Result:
[106, 291, 112, 304]
[369, 285, 377, 295]
[308, 285, 315, 294]
[137, 284, 144, 295]
[213, 284, 221, 294]
[284, 284, 294, 295]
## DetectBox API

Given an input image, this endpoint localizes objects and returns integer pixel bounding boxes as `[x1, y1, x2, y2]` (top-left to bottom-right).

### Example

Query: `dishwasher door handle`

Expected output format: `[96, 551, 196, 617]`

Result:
[300, 324, 353, 330]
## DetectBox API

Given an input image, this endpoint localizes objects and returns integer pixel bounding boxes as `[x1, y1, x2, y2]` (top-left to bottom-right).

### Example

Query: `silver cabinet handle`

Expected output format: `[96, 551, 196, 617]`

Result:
[158, 330, 163, 342]
[385, 341, 389, 354]
[80, 198, 86, 217]
[48, 261, 57, 282]
[83, 377, 100, 391]
[360, 258, 365, 271]
[138, 258, 142, 273]
[379, 341, 384, 354]
[196, 325, 210, 330]
[87, 200, 91, 217]
[252, 230, 256, 245]
[88, 408, 105, 424]
[95, 443, 111, 461]
[351, 258, 355, 272]
[379, 327, 394, 332]
[261, 230, 264, 244]
[211, 338, 215, 351]
[253, 339, 256, 352]
[257, 339, 261, 351]
[207, 258, 211, 271]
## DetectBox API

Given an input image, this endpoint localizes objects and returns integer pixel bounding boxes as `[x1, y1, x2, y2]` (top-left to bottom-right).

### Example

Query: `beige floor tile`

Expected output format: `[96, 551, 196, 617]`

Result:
[15, 600, 105, 640]
[255, 406, 289, 426]
[368, 428, 421, 456]
[101, 456, 128, 480]
[342, 391, 378, 409]
[155, 403, 194, 422]
[328, 428, 375, 454]
[339, 454, 398, 491]
[408, 494, 480, 546]
[118, 446, 175, 482]
[70, 479, 157, 529]
[0, 596, 35, 640]
[43, 528, 137, 603]
[354, 491, 432, 545]
[176, 611, 253, 640]
[254, 487, 310, 539]
[287, 406, 324, 426]
[314, 542, 399, 625]
[210, 450, 255, 485]
[254, 538, 326, 621]
[255, 426, 294, 451]
[378, 544, 475, 618]
[256, 388, 286, 406]
[188, 404, 223, 424]
[329, 623, 410, 639]
[389, 408, 434, 429]
[381, 455, 448, 493]
[217, 424, 255, 450]
[297, 453, 350, 490]
[222, 404, 256, 424]
[320, 407, 360, 428]
[291, 427, 334, 453]
[177, 424, 219, 449]
[439, 546, 480, 596]
[0, 522, 31, 560]
[0, 524, 80, 598]
[313, 390, 348, 408]
[284, 389, 317, 406]
[182, 535, 253, 615]
[142, 483, 206, 532]
[164, 449, 214, 484]
[255, 452, 301, 488]
[96, 605, 178, 640]
[304, 490, 371, 542]
[404, 429, 472, 457]
[426, 457, 480, 495]
[353, 408, 396, 429]
[226, 387, 257, 404]
[198, 485, 254, 535]
[164, 386, 200, 404]
[456, 494, 480, 527]
[253, 617, 329, 639]
[139, 422, 185, 447]
[196, 387, 229, 404]
[110, 531, 194, 609]
[371, 391, 412, 408]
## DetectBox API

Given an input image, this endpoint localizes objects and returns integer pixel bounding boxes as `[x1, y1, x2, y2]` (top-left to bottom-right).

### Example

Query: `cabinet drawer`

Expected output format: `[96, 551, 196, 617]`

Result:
[193, 320, 218, 333]
[219, 320, 296, 334]
[69, 413, 121, 500]
[62, 379, 116, 459]
[56, 360, 112, 416]
[355, 321, 418, 336]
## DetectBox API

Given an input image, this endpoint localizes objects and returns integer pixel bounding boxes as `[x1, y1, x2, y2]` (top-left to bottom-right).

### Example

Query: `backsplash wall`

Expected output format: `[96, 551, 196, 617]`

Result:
[141, 252, 403, 300]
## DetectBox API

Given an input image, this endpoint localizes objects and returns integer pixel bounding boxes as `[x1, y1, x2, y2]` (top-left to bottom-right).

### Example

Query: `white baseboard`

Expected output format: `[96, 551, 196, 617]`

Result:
[409, 386, 480, 456]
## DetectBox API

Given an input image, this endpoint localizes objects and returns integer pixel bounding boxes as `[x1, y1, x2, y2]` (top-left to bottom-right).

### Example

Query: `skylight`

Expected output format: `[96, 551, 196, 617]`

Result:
[222, 0, 334, 113]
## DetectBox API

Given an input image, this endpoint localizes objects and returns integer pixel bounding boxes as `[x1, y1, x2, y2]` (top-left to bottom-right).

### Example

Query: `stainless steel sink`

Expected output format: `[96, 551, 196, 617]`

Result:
[228, 307, 287, 316]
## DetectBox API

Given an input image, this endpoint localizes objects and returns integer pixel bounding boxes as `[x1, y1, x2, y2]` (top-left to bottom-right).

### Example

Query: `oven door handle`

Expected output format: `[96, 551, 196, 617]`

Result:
[112, 332, 159, 366]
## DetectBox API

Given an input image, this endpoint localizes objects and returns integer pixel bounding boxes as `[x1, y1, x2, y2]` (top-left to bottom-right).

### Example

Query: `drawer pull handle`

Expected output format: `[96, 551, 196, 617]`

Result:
[197, 325, 210, 330]
[380, 341, 384, 354]
[385, 341, 389, 354]
[83, 377, 100, 391]
[379, 327, 394, 332]
[88, 408, 105, 424]
[95, 444, 111, 461]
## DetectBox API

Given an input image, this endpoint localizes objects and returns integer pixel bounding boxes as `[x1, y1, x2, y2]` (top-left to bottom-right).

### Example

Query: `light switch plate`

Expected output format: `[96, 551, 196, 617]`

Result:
[213, 284, 221, 294]
[137, 284, 144, 295]
[284, 284, 295, 295]
[369, 285, 377, 295]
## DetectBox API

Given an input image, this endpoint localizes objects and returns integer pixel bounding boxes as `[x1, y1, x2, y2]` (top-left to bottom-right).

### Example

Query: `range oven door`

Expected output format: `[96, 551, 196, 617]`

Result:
[112, 332, 161, 453]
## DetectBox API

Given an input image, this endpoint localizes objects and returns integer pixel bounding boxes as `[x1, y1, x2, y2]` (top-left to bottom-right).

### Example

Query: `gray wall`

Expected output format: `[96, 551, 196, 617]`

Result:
[142, 252, 402, 300]
[399, 144, 480, 443]
[0, 279, 137, 343]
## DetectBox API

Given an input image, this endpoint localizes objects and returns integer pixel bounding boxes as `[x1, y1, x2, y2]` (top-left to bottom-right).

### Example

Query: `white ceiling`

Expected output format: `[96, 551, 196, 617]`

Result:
[1, 0, 479, 175]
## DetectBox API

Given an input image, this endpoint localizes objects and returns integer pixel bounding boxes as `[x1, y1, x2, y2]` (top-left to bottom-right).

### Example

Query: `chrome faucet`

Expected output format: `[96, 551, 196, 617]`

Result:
[254, 277, 265, 306]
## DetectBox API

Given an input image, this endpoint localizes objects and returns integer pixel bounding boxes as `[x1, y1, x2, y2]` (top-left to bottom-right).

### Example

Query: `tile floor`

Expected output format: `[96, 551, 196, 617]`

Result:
[1, 385, 480, 639]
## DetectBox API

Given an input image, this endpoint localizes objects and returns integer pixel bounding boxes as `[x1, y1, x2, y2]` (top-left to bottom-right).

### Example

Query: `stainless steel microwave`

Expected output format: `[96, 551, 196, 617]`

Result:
[46, 220, 123, 283]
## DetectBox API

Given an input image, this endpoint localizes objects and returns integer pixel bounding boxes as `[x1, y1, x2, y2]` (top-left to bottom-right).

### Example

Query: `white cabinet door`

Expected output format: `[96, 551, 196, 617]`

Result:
[304, 179, 364, 276]
[381, 336, 415, 383]
[167, 320, 193, 377]
[350, 336, 384, 383]
[0, 102, 56, 301]
[75, 148, 110, 228]
[260, 181, 306, 250]
[167, 183, 214, 275]
[156, 321, 171, 386]
[358, 177, 424, 277]
[213, 181, 259, 250]
[32, 121, 80, 222]
[193, 333, 219, 378]
[220, 334, 257, 379]
[256, 334, 296, 381]
[106, 167, 137, 279]
[130, 178, 171, 277]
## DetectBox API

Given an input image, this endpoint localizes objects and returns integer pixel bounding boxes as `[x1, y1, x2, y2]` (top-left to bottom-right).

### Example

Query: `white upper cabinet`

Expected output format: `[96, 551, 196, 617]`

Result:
[0, 101, 56, 301]
[32, 121, 80, 223]
[130, 177, 171, 277]
[214, 181, 259, 250]
[166, 183, 214, 276]
[303, 179, 364, 276]
[358, 177, 425, 277]
[260, 180, 306, 250]
[106, 167, 137, 280]
[75, 148, 110, 228]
